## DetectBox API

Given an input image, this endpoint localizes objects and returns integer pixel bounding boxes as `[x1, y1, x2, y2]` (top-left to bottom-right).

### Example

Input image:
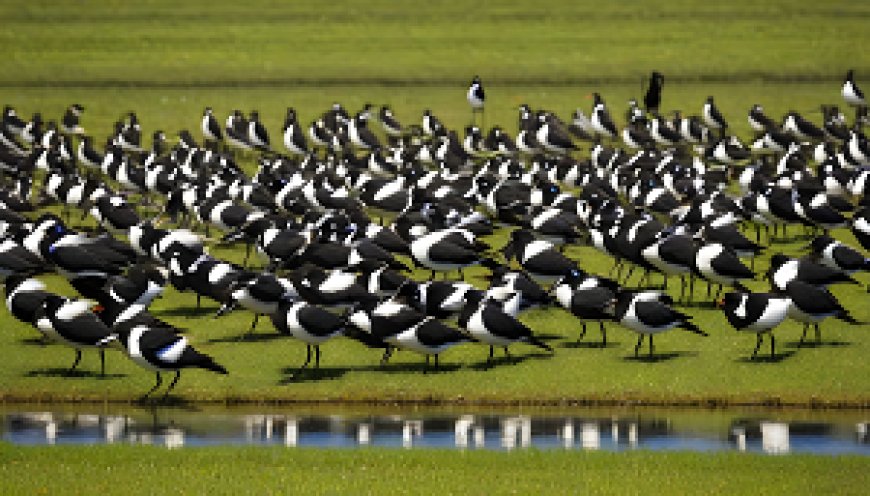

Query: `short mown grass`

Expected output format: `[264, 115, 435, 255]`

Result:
[0, 1, 868, 406]
[0, 443, 867, 495]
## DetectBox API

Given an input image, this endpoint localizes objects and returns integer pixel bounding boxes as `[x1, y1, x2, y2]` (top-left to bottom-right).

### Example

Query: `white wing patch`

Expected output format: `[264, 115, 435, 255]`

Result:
[156, 336, 188, 364]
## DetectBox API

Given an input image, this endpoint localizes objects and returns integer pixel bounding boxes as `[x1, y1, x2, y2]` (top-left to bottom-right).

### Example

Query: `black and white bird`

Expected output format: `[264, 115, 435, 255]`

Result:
[502, 229, 578, 284]
[216, 273, 297, 335]
[535, 112, 577, 154]
[852, 207, 870, 251]
[484, 265, 551, 309]
[270, 300, 345, 377]
[378, 105, 404, 138]
[691, 243, 754, 296]
[718, 291, 791, 360]
[842, 69, 866, 108]
[702, 96, 727, 133]
[5, 276, 53, 326]
[767, 253, 858, 292]
[201, 107, 222, 143]
[387, 316, 470, 372]
[467, 75, 485, 126]
[247, 110, 270, 150]
[395, 280, 476, 318]
[591, 93, 618, 139]
[33, 295, 117, 375]
[61, 104, 85, 135]
[409, 229, 495, 278]
[282, 107, 308, 156]
[807, 235, 869, 275]
[457, 290, 552, 365]
[785, 280, 860, 346]
[747, 104, 776, 133]
[552, 281, 616, 346]
[114, 324, 228, 399]
[613, 290, 707, 358]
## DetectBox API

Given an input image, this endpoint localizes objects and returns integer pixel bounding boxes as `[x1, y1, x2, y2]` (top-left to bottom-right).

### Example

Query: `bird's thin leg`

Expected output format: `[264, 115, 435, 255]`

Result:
[814, 323, 821, 344]
[142, 372, 162, 399]
[292, 345, 312, 379]
[380, 346, 393, 366]
[243, 243, 252, 268]
[751, 334, 762, 360]
[315, 345, 321, 369]
[434, 354, 440, 371]
[487, 345, 494, 367]
[634, 335, 644, 357]
[770, 333, 776, 359]
[162, 371, 182, 400]
[503, 347, 512, 363]
[579, 322, 587, 341]
[599, 321, 607, 347]
[649, 335, 654, 358]
[68, 349, 82, 375]
[424, 354, 431, 374]
[799, 324, 808, 347]
[249, 314, 260, 334]
[100, 349, 106, 377]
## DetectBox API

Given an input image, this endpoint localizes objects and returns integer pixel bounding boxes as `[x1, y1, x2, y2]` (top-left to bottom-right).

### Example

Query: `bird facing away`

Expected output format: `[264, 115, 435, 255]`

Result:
[644, 71, 664, 115]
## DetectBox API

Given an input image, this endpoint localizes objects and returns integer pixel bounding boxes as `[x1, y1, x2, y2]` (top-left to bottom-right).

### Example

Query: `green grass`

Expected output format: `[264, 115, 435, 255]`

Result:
[0, 443, 867, 495]
[0, 1, 869, 406]
[0, 0, 868, 86]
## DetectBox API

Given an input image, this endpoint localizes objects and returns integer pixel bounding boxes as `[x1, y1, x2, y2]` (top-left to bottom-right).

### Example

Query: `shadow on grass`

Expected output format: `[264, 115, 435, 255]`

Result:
[560, 340, 620, 349]
[158, 306, 218, 318]
[24, 368, 127, 379]
[466, 351, 554, 371]
[278, 366, 350, 384]
[19, 337, 50, 346]
[206, 332, 284, 344]
[784, 340, 852, 349]
[622, 351, 699, 363]
[735, 350, 797, 363]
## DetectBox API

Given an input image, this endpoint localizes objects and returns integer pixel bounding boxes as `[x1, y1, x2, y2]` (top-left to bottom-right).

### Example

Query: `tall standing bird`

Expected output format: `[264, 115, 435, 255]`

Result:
[201, 107, 222, 145]
[613, 291, 708, 358]
[467, 76, 485, 128]
[702, 96, 728, 136]
[590, 93, 618, 139]
[33, 295, 117, 376]
[247, 110, 270, 150]
[270, 300, 345, 377]
[842, 69, 866, 121]
[282, 107, 308, 156]
[644, 71, 664, 115]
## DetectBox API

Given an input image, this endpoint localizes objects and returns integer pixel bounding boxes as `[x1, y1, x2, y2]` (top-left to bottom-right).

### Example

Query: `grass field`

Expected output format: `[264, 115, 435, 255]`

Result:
[0, 1, 869, 407]
[1, 443, 867, 495]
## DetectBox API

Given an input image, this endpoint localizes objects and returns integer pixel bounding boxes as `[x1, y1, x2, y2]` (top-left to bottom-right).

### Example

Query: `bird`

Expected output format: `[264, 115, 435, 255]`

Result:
[409, 229, 495, 279]
[691, 243, 754, 299]
[613, 290, 708, 358]
[767, 253, 858, 292]
[282, 107, 308, 156]
[201, 107, 222, 143]
[216, 273, 297, 336]
[552, 280, 616, 347]
[785, 280, 861, 346]
[33, 295, 117, 376]
[395, 280, 476, 318]
[643, 71, 664, 115]
[718, 292, 791, 360]
[388, 316, 470, 372]
[842, 70, 866, 108]
[247, 110, 270, 150]
[702, 96, 727, 134]
[5, 276, 53, 326]
[457, 290, 552, 365]
[501, 229, 578, 284]
[270, 300, 345, 377]
[747, 104, 776, 133]
[114, 324, 228, 400]
[467, 76, 485, 127]
[378, 105, 404, 139]
[806, 235, 869, 275]
[60, 104, 85, 135]
[852, 207, 870, 251]
[590, 94, 618, 139]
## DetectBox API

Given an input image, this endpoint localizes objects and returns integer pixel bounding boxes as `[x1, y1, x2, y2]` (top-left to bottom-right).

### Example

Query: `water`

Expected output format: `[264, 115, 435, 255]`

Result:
[2, 405, 867, 454]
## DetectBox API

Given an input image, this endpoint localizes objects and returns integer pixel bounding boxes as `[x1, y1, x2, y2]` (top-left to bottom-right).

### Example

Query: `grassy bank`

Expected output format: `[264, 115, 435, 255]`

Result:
[0, 443, 867, 495]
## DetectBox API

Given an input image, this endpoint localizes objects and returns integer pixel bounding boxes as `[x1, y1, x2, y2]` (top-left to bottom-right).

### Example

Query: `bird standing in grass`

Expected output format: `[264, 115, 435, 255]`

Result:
[644, 71, 664, 115]
[719, 292, 791, 360]
[613, 291, 708, 358]
[467, 76, 485, 128]
[842, 69, 867, 123]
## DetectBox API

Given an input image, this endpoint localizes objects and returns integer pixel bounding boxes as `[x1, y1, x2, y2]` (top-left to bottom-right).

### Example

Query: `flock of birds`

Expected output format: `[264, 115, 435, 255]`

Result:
[1, 69, 869, 401]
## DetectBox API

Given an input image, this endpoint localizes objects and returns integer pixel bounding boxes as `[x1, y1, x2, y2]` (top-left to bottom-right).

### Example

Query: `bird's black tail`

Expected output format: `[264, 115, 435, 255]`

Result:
[836, 310, 863, 325]
[193, 353, 229, 374]
[680, 318, 709, 337]
[526, 334, 554, 353]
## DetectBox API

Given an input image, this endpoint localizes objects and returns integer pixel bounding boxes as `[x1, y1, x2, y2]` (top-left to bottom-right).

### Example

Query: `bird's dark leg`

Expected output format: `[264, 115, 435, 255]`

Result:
[315, 345, 321, 369]
[679, 275, 686, 302]
[100, 349, 106, 377]
[770, 333, 776, 359]
[243, 243, 252, 268]
[424, 354, 431, 374]
[163, 371, 182, 400]
[814, 323, 821, 344]
[142, 372, 162, 399]
[634, 335, 644, 357]
[380, 346, 393, 366]
[434, 354, 440, 371]
[295, 345, 312, 376]
[649, 335, 654, 358]
[487, 345, 494, 367]
[706, 280, 712, 298]
[688, 274, 695, 303]
[68, 349, 83, 375]
[196, 294, 201, 312]
[579, 322, 587, 341]
[458, 268, 464, 280]
[430, 270, 436, 281]
[799, 324, 808, 347]
[662, 275, 668, 291]
[751, 334, 762, 360]
[503, 346, 512, 363]
[250, 314, 260, 333]
[599, 321, 607, 347]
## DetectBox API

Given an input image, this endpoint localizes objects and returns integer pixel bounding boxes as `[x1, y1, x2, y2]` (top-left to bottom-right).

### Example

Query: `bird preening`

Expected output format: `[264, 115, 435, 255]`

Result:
[1, 67, 868, 401]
